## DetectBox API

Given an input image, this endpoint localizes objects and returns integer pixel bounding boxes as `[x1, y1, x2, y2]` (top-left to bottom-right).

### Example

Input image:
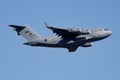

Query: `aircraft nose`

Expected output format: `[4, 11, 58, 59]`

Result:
[104, 29, 112, 36]
[104, 30, 112, 38]
[107, 30, 112, 36]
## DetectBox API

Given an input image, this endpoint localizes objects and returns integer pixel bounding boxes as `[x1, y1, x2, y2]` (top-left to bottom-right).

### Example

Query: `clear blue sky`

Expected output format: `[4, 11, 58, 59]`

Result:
[0, 0, 120, 80]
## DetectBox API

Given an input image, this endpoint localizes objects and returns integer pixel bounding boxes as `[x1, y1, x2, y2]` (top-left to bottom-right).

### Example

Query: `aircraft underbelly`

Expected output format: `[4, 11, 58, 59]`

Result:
[35, 43, 66, 48]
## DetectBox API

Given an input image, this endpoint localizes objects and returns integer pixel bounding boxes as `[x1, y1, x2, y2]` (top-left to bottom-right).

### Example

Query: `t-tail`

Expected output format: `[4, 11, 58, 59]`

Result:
[9, 24, 41, 41]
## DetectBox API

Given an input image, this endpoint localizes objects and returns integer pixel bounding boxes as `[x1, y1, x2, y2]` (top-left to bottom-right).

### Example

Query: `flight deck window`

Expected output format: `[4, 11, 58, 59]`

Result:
[104, 29, 109, 31]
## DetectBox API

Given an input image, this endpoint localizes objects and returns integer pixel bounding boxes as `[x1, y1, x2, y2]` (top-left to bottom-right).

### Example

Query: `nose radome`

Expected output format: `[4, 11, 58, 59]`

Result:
[108, 30, 112, 35]
[105, 30, 112, 37]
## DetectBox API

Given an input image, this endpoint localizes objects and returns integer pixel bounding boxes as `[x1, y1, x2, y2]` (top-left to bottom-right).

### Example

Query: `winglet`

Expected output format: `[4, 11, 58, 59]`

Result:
[44, 22, 49, 28]
[44, 22, 54, 30]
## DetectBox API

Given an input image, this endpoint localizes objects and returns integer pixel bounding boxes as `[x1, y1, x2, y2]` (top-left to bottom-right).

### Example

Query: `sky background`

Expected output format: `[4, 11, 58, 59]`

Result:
[0, 0, 120, 80]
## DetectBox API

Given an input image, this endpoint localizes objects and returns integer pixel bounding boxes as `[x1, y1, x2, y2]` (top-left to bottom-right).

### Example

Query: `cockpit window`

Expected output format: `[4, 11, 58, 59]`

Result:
[104, 29, 109, 31]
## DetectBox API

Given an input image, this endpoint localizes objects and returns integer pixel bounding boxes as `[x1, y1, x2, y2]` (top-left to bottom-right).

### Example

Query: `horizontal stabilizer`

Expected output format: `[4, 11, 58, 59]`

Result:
[9, 25, 25, 35]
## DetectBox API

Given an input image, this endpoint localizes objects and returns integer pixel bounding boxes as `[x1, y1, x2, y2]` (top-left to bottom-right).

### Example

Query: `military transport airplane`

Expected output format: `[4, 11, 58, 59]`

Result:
[9, 22, 112, 52]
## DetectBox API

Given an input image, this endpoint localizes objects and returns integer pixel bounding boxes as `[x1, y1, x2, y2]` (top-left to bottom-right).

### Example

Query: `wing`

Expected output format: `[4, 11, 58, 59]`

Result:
[45, 22, 80, 38]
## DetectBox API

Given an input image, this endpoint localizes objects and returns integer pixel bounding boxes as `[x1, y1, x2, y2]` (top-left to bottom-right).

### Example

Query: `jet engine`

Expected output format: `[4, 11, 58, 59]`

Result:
[68, 28, 91, 34]
[82, 42, 92, 47]
[80, 29, 91, 34]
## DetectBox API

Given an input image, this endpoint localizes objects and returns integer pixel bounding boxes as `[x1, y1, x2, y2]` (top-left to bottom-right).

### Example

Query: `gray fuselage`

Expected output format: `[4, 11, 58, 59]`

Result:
[24, 28, 112, 48]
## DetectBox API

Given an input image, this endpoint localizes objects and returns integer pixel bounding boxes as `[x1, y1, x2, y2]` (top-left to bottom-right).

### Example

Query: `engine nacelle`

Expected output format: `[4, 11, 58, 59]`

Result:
[80, 29, 91, 34]
[82, 43, 92, 47]
[68, 28, 91, 34]
[68, 28, 80, 33]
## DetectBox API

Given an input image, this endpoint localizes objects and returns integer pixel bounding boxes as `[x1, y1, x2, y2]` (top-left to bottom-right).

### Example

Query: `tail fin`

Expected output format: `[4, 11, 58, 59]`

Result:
[9, 24, 41, 41]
